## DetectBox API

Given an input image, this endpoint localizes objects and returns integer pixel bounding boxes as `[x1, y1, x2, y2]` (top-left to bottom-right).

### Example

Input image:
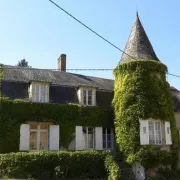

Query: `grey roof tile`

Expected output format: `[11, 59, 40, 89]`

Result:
[2, 65, 114, 91]
[120, 12, 159, 63]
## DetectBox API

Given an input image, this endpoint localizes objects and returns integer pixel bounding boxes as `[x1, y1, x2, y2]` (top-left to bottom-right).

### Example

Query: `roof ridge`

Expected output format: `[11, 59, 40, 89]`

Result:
[2, 64, 114, 82]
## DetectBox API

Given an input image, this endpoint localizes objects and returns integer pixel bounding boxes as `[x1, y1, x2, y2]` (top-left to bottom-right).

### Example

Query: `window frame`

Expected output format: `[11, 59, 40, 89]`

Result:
[30, 82, 49, 103]
[148, 120, 162, 145]
[78, 87, 96, 106]
[29, 124, 49, 151]
[82, 127, 95, 149]
[83, 89, 93, 106]
[103, 128, 112, 149]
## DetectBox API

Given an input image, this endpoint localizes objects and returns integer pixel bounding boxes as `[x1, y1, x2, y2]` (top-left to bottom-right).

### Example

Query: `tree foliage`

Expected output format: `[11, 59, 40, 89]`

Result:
[17, 59, 31, 68]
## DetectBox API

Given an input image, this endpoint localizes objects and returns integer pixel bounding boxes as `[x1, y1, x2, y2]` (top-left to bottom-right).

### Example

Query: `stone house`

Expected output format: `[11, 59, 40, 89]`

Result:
[1, 14, 180, 179]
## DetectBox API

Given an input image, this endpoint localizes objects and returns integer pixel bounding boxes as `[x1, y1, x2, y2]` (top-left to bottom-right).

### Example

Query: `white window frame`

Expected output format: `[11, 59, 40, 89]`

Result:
[29, 124, 49, 151]
[148, 120, 162, 145]
[30, 82, 49, 103]
[83, 127, 95, 149]
[83, 89, 93, 106]
[78, 87, 96, 106]
[103, 128, 112, 149]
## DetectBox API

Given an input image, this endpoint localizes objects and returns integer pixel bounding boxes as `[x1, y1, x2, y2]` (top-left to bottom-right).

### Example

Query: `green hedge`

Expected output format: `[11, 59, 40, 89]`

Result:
[0, 98, 113, 153]
[0, 151, 120, 180]
[113, 60, 179, 168]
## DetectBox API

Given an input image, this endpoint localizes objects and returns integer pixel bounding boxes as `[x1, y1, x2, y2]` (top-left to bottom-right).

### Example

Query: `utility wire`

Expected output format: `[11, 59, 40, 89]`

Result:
[1, 67, 180, 78]
[48, 0, 136, 61]
[0, 1, 179, 79]
[47, 0, 180, 79]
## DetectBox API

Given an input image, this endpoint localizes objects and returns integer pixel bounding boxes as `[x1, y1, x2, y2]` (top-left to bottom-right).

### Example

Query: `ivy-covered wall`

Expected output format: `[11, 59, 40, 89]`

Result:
[0, 99, 113, 153]
[113, 60, 179, 169]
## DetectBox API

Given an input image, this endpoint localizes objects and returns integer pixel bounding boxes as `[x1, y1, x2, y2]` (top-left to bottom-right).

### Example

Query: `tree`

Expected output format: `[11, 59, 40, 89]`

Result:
[17, 59, 31, 68]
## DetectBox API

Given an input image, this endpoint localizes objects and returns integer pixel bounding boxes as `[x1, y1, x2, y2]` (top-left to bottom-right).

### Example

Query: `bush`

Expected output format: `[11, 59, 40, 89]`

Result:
[105, 155, 120, 180]
[0, 150, 118, 180]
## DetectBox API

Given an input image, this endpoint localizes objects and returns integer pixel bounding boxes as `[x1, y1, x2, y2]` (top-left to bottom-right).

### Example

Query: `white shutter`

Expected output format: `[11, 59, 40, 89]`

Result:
[165, 121, 172, 145]
[33, 84, 39, 102]
[29, 84, 33, 100]
[77, 88, 83, 104]
[139, 120, 149, 145]
[49, 125, 59, 150]
[19, 124, 30, 151]
[75, 126, 84, 150]
[92, 89, 96, 106]
[95, 127, 103, 150]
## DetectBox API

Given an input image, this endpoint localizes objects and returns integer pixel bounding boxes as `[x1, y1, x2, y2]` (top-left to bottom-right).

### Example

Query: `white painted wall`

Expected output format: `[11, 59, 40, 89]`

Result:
[133, 163, 145, 180]
[68, 137, 76, 150]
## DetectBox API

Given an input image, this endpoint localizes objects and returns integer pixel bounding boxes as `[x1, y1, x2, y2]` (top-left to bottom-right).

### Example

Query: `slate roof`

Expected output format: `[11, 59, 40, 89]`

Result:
[170, 86, 180, 93]
[2, 65, 180, 111]
[173, 96, 180, 112]
[120, 12, 159, 63]
[2, 65, 114, 91]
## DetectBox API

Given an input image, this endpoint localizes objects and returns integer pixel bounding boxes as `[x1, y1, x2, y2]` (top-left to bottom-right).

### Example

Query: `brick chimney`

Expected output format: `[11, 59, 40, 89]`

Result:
[58, 54, 66, 72]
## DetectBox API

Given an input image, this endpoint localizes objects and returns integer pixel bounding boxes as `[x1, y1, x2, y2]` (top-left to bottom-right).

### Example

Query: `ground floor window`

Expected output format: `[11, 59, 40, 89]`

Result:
[82, 127, 95, 149]
[148, 121, 162, 145]
[103, 128, 112, 149]
[30, 123, 49, 151]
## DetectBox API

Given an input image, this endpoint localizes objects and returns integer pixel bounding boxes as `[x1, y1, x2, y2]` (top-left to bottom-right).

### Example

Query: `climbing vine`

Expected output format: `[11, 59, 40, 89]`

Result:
[113, 60, 179, 169]
[0, 63, 113, 153]
[0, 98, 113, 153]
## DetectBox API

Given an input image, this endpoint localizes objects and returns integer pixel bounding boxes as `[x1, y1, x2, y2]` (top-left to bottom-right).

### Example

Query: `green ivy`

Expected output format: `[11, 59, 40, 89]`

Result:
[113, 60, 179, 169]
[0, 99, 113, 153]
[0, 63, 3, 98]
[104, 154, 120, 180]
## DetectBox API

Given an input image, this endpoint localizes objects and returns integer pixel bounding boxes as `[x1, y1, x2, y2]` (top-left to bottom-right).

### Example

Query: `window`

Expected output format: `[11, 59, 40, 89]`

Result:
[19, 123, 59, 151]
[140, 120, 172, 145]
[30, 124, 49, 151]
[82, 127, 94, 149]
[148, 121, 162, 145]
[30, 83, 49, 103]
[83, 90, 93, 106]
[77, 88, 96, 106]
[103, 128, 112, 149]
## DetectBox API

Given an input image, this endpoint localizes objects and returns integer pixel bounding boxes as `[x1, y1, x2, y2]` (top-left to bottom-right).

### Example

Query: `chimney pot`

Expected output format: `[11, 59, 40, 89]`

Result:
[58, 54, 66, 72]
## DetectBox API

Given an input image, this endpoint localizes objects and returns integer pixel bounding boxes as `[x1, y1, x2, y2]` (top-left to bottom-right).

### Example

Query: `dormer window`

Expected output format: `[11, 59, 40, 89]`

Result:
[78, 87, 96, 106]
[29, 82, 49, 103]
[83, 89, 92, 106]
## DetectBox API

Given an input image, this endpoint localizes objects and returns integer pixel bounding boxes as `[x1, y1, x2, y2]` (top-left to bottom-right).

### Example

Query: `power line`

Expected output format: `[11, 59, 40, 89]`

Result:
[0, 1, 179, 79]
[0, 66, 179, 78]
[48, 0, 136, 61]
[47, 1, 180, 79]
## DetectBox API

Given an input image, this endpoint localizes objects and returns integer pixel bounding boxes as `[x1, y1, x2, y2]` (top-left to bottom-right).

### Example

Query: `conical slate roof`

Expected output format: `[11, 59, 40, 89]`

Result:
[120, 12, 159, 63]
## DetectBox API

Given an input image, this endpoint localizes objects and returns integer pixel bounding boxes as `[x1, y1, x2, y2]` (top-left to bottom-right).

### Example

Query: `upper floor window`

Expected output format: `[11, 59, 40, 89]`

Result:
[29, 82, 49, 103]
[83, 89, 93, 106]
[78, 87, 96, 106]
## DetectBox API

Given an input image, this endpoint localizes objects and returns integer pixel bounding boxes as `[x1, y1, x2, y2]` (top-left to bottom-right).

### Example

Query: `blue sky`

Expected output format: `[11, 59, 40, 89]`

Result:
[1, 0, 179, 90]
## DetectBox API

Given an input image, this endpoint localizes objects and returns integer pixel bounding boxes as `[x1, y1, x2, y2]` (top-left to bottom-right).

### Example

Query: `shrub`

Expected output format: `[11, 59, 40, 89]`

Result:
[0, 151, 116, 179]
[105, 155, 120, 180]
